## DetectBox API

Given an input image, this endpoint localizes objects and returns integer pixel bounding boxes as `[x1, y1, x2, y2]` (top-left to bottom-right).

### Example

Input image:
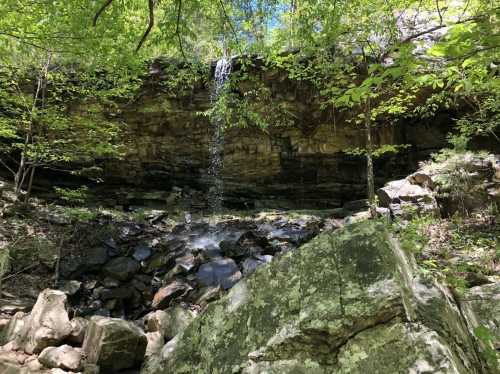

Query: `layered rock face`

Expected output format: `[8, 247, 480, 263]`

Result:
[143, 221, 491, 374]
[93, 61, 452, 209]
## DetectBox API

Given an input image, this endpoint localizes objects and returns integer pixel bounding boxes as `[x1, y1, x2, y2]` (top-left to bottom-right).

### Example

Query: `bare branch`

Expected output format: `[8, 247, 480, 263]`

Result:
[136, 0, 155, 52]
[0, 159, 16, 176]
[435, 0, 443, 25]
[0, 32, 46, 51]
[217, 0, 242, 54]
[175, 0, 187, 60]
[93, 0, 114, 27]
[401, 15, 483, 44]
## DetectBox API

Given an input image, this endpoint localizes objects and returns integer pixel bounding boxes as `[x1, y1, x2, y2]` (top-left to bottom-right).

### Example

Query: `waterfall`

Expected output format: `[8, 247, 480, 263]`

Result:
[208, 58, 231, 214]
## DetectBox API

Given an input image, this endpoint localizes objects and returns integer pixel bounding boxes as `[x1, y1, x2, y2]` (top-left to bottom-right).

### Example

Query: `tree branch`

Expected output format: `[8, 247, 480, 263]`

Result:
[93, 0, 114, 27]
[0, 159, 16, 176]
[217, 0, 242, 54]
[435, 0, 443, 25]
[381, 14, 487, 60]
[175, 0, 187, 60]
[136, 0, 155, 52]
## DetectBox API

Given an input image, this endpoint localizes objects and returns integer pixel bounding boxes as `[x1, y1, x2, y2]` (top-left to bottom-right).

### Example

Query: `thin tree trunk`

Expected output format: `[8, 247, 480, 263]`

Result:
[24, 165, 36, 203]
[365, 96, 376, 218]
[14, 52, 51, 200]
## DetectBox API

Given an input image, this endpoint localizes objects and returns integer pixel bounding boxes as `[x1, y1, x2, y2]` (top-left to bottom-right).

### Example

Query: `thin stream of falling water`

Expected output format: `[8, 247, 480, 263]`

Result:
[208, 58, 232, 217]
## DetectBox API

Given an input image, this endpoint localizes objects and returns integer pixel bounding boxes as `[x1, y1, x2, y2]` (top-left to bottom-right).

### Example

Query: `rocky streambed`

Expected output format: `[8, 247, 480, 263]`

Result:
[0, 152, 498, 373]
[0, 208, 334, 373]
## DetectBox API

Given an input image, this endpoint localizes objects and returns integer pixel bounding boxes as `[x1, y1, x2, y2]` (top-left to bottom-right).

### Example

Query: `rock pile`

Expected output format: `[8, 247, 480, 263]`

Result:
[0, 289, 147, 373]
[55, 213, 321, 321]
[378, 152, 500, 217]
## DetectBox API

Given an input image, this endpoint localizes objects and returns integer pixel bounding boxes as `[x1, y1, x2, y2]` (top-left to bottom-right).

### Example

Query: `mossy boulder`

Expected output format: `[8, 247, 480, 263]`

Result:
[142, 221, 487, 374]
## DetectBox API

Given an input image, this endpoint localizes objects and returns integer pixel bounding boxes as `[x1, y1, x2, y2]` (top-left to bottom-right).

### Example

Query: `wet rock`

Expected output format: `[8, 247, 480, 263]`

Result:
[85, 246, 109, 267]
[131, 278, 147, 292]
[152, 280, 192, 310]
[16, 289, 72, 354]
[175, 253, 197, 272]
[100, 287, 132, 301]
[118, 223, 143, 239]
[240, 256, 272, 276]
[82, 316, 147, 372]
[144, 251, 180, 274]
[196, 258, 242, 290]
[223, 231, 270, 258]
[38, 345, 83, 371]
[103, 237, 120, 256]
[102, 277, 121, 288]
[266, 226, 314, 245]
[103, 257, 140, 281]
[190, 286, 222, 307]
[132, 244, 152, 262]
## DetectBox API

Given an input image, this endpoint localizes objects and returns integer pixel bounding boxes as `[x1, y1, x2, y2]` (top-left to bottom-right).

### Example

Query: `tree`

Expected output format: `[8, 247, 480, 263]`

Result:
[0, 0, 134, 201]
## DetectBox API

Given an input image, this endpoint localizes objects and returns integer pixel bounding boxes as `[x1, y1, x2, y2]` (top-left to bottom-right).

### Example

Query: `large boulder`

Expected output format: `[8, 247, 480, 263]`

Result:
[142, 222, 486, 374]
[82, 316, 147, 372]
[15, 289, 72, 354]
[377, 178, 438, 216]
[461, 282, 500, 372]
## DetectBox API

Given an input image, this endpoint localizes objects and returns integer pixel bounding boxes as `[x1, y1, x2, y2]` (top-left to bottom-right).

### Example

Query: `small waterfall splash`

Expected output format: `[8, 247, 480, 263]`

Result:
[208, 58, 231, 214]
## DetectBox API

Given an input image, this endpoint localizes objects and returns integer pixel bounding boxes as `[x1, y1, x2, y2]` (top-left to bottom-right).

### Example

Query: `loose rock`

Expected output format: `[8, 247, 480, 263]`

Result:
[82, 316, 147, 372]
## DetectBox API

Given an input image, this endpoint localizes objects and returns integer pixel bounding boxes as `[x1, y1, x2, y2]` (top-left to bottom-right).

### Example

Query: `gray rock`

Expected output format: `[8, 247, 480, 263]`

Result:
[38, 345, 83, 371]
[175, 253, 197, 272]
[152, 280, 192, 310]
[144, 306, 196, 340]
[59, 280, 82, 296]
[102, 277, 121, 288]
[0, 312, 26, 345]
[68, 317, 88, 345]
[241, 258, 266, 276]
[191, 286, 222, 307]
[461, 282, 500, 372]
[103, 257, 140, 281]
[82, 316, 147, 372]
[196, 258, 242, 289]
[15, 289, 72, 354]
[132, 245, 152, 262]
[85, 246, 109, 267]
[145, 332, 164, 358]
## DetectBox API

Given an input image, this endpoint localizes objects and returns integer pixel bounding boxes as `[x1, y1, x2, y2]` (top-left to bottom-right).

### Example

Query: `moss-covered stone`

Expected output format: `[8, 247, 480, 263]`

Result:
[142, 221, 487, 374]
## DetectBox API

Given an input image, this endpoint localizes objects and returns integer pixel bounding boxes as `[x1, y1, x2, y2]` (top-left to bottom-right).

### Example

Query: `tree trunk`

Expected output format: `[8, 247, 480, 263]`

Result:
[24, 165, 36, 203]
[365, 97, 376, 218]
